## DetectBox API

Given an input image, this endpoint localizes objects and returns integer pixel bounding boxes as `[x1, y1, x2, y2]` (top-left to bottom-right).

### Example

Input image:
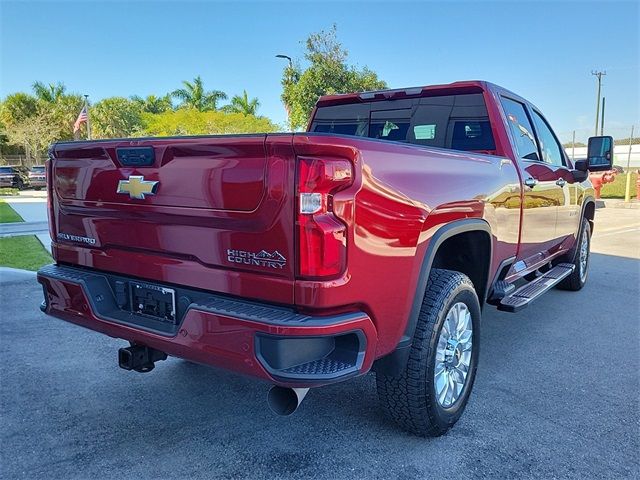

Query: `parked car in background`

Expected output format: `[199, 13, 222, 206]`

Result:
[0, 165, 28, 190]
[28, 165, 47, 189]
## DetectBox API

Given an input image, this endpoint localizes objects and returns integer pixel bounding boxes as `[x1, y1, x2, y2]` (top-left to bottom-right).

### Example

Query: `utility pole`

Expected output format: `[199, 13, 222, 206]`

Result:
[624, 125, 634, 202]
[600, 97, 605, 136]
[84, 94, 92, 140]
[591, 70, 606, 136]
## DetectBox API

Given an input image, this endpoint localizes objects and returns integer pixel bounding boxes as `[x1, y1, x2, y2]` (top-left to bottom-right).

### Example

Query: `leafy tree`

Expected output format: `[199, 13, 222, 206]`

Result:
[281, 25, 387, 130]
[614, 136, 640, 145]
[0, 93, 38, 126]
[51, 94, 85, 140]
[563, 141, 586, 148]
[32, 81, 67, 103]
[91, 97, 143, 138]
[172, 76, 227, 111]
[224, 90, 260, 115]
[131, 94, 173, 114]
[3, 108, 59, 162]
[141, 109, 279, 136]
[1, 90, 82, 161]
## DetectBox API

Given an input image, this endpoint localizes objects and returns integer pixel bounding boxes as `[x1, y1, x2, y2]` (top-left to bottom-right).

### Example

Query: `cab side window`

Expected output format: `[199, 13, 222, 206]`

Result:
[500, 97, 539, 161]
[531, 110, 565, 167]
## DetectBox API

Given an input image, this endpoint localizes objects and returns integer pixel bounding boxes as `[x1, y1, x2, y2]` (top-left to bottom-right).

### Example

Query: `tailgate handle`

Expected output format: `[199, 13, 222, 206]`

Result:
[117, 147, 155, 167]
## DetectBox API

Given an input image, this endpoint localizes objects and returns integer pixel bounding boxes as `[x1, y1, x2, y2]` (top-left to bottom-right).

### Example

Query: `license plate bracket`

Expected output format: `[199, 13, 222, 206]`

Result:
[130, 281, 176, 324]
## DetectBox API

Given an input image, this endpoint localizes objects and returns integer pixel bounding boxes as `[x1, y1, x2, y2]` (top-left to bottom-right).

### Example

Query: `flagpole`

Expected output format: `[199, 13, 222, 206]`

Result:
[84, 94, 92, 140]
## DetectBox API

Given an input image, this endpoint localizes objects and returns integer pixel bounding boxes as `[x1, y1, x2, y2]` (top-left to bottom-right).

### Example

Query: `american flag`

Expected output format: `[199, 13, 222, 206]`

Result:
[73, 105, 88, 133]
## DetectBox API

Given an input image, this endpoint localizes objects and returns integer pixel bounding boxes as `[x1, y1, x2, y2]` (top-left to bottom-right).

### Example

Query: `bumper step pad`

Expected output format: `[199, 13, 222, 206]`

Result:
[498, 263, 575, 312]
[281, 358, 353, 376]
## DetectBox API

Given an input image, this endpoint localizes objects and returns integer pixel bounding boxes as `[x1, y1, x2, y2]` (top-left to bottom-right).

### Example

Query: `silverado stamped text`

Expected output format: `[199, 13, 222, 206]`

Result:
[38, 81, 613, 436]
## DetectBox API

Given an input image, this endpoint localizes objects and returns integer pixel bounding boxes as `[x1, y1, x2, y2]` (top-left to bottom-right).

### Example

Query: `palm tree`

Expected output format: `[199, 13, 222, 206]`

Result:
[32, 81, 66, 103]
[225, 90, 260, 116]
[131, 94, 173, 114]
[171, 76, 227, 111]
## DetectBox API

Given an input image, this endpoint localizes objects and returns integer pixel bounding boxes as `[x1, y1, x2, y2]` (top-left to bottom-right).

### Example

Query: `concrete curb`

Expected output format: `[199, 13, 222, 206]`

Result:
[0, 266, 37, 284]
[0, 221, 50, 237]
[600, 199, 640, 209]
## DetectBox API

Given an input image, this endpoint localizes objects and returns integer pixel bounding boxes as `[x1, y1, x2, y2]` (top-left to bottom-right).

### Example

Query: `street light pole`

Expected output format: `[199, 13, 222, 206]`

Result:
[275, 54, 292, 68]
[591, 70, 606, 136]
[276, 54, 293, 130]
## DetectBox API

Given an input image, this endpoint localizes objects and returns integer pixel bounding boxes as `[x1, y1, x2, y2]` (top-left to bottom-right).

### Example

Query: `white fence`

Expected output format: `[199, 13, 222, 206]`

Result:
[565, 144, 640, 169]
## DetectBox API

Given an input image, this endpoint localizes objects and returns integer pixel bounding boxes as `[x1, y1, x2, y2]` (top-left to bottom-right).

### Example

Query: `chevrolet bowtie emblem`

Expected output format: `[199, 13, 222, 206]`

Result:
[116, 175, 159, 200]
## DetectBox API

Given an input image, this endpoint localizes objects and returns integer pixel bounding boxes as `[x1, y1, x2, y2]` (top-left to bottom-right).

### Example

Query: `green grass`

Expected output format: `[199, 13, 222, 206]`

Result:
[0, 199, 24, 223]
[600, 172, 638, 199]
[0, 188, 20, 196]
[0, 235, 52, 271]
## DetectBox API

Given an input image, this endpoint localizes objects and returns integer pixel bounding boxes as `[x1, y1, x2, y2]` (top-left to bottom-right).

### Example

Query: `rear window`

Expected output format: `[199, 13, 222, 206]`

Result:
[310, 93, 496, 152]
[31, 166, 45, 173]
[0, 167, 15, 174]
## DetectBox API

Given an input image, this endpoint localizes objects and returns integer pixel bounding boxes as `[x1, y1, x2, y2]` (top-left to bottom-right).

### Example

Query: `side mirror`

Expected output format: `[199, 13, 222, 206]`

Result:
[586, 135, 614, 172]
[572, 160, 589, 182]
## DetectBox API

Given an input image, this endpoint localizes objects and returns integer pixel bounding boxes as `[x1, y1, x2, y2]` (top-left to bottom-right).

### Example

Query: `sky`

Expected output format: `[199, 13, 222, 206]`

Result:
[1, 0, 638, 141]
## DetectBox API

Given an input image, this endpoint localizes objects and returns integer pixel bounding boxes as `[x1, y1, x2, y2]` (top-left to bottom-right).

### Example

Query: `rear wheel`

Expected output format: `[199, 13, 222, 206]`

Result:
[557, 217, 591, 291]
[376, 269, 480, 437]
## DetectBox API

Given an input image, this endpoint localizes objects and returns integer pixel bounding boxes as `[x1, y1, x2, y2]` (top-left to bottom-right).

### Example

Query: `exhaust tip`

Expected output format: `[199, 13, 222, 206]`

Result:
[267, 386, 309, 416]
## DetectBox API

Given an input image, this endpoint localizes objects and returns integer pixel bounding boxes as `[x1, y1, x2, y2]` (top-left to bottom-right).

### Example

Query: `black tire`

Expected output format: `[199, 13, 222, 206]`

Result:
[557, 217, 591, 291]
[376, 269, 481, 437]
[15, 178, 25, 190]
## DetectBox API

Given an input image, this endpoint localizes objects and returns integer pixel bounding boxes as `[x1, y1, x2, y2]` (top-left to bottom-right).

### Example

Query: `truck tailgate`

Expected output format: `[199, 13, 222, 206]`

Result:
[49, 134, 296, 303]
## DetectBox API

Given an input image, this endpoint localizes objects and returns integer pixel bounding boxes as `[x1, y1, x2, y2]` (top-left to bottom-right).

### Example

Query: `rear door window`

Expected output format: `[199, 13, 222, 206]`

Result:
[530, 110, 566, 167]
[310, 93, 496, 153]
[500, 97, 539, 161]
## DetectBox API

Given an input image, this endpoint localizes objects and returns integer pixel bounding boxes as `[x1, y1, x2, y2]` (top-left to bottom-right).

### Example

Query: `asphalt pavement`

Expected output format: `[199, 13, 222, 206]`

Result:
[0, 208, 638, 479]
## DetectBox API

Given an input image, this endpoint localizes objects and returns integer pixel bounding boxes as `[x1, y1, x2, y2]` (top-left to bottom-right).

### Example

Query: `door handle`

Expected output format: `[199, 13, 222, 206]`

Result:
[524, 177, 538, 188]
[556, 178, 567, 187]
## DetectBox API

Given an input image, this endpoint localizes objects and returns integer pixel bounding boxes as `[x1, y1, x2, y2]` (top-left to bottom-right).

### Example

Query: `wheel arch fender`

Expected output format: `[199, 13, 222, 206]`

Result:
[373, 218, 493, 375]
[581, 196, 596, 231]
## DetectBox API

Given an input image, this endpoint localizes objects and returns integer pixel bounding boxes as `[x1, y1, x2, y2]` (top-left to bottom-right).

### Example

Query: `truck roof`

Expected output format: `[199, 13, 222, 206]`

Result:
[315, 80, 528, 108]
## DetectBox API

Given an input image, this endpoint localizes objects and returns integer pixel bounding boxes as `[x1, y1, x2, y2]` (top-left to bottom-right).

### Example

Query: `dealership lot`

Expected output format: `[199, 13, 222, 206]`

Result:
[1, 208, 638, 480]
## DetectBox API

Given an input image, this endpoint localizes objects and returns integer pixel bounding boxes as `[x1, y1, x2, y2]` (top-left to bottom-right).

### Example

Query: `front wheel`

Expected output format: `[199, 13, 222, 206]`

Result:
[557, 217, 591, 291]
[376, 269, 481, 437]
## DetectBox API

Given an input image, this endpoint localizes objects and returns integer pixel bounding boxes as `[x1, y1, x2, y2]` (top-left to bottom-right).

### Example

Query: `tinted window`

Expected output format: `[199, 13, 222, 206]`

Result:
[310, 93, 496, 152]
[531, 111, 565, 167]
[369, 109, 411, 141]
[500, 97, 539, 161]
[311, 103, 369, 137]
[0, 167, 14, 174]
[31, 166, 45, 173]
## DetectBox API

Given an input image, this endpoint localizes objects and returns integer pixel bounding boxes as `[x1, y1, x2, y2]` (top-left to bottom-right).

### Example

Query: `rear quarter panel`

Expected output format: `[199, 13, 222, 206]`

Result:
[293, 134, 522, 357]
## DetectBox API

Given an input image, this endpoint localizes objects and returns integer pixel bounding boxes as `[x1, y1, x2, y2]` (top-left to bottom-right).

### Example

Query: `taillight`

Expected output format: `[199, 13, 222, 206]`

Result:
[46, 159, 56, 243]
[297, 157, 352, 278]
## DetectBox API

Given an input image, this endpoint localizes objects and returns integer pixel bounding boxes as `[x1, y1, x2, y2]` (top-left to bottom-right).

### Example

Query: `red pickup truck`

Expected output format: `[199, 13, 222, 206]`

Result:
[38, 81, 613, 436]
